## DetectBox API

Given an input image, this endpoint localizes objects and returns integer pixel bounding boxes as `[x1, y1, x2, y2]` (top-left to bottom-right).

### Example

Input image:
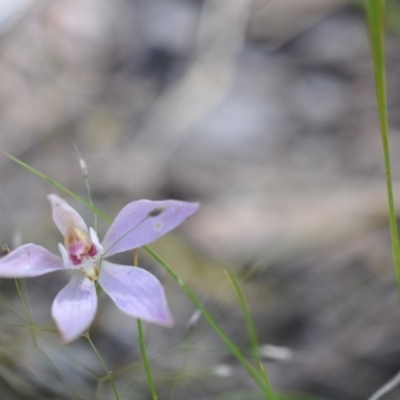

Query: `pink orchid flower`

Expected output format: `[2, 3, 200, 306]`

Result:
[0, 194, 198, 343]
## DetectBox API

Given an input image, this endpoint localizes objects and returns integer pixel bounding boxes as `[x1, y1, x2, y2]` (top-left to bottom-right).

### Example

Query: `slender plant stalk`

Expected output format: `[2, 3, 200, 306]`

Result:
[1, 151, 110, 222]
[259, 362, 275, 400]
[137, 320, 158, 400]
[15, 280, 82, 398]
[134, 249, 158, 400]
[14, 279, 37, 347]
[144, 245, 265, 390]
[364, 0, 400, 294]
[0, 292, 26, 321]
[2, 152, 267, 392]
[37, 347, 83, 400]
[225, 271, 274, 399]
[169, 331, 191, 400]
[84, 165, 97, 232]
[224, 270, 259, 359]
[364, 4, 400, 399]
[86, 334, 121, 400]
[74, 146, 98, 232]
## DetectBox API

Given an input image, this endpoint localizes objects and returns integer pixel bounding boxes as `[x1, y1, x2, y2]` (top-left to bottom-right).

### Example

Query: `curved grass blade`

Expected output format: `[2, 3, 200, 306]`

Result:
[137, 320, 158, 400]
[144, 245, 266, 391]
[364, 0, 400, 294]
[1, 151, 111, 223]
[224, 271, 274, 399]
[86, 333, 120, 400]
[224, 271, 259, 359]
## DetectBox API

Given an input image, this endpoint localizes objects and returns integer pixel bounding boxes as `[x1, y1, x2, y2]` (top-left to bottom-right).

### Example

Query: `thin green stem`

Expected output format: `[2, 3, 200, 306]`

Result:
[14, 279, 28, 319]
[86, 334, 121, 400]
[1, 151, 111, 222]
[224, 271, 273, 399]
[134, 249, 158, 400]
[0, 290, 27, 321]
[73, 146, 98, 232]
[224, 270, 259, 359]
[169, 330, 191, 400]
[84, 175, 97, 232]
[259, 362, 275, 400]
[137, 320, 158, 400]
[14, 279, 81, 398]
[143, 245, 265, 390]
[364, 0, 400, 294]
[14, 279, 37, 347]
[37, 347, 83, 400]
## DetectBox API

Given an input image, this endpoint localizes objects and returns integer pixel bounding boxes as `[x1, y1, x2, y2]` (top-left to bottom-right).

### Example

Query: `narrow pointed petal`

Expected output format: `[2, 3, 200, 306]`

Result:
[52, 273, 97, 344]
[99, 261, 173, 326]
[58, 243, 73, 268]
[102, 200, 199, 257]
[89, 228, 103, 254]
[0, 244, 64, 277]
[48, 194, 88, 236]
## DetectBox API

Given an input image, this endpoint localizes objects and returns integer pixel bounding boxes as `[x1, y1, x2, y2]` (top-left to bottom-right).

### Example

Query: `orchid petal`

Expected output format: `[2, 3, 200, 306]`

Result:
[51, 273, 97, 344]
[58, 243, 74, 269]
[99, 261, 173, 326]
[89, 228, 103, 254]
[48, 194, 88, 236]
[102, 200, 199, 257]
[0, 244, 64, 277]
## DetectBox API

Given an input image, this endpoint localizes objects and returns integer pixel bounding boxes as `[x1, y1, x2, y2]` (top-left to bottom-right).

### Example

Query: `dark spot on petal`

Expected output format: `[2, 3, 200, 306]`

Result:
[1, 244, 10, 255]
[148, 207, 165, 217]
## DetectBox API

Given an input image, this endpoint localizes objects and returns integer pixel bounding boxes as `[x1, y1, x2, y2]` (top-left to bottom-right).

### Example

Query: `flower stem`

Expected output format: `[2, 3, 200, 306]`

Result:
[134, 248, 158, 400]
[84, 170, 97, 232]
[86, 333, 120, 400]
[137, 319, 158, 400]
[143, 245, 265, 391]
[74, 146, 98, 232]
[1, 151, 111, 222]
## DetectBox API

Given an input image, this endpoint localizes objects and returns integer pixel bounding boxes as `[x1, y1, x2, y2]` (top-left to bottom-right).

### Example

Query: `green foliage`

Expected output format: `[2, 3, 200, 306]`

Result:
[364, 0, 400, 295]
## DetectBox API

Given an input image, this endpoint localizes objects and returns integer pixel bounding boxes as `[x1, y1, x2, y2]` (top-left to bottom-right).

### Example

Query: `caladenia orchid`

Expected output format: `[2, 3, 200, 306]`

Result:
[0, 194, 199, 343]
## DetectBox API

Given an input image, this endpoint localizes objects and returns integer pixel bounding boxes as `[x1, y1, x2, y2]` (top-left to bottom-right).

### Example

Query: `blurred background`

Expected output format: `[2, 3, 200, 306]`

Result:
[1, 0, 400, 399]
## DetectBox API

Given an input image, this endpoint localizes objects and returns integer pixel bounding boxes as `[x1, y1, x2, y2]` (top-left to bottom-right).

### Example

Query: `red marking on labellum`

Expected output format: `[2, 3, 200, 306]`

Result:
[87, 244, 97, 257]
[69, 245, 97, 265]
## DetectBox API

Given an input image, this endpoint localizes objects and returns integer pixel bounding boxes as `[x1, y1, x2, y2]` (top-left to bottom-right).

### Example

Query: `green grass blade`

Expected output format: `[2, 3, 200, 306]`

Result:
[224, 270, 274, 399]
[259, 362, 275, 400]
[143, 245, 265, 390]
[14, 279, 37, 347]
[86, 333, 121, 400]
[1, 151, 111, 223]
[364, 0, 400, 294]
[137, 320, 158, 400]
[224, 271, 259, 358]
